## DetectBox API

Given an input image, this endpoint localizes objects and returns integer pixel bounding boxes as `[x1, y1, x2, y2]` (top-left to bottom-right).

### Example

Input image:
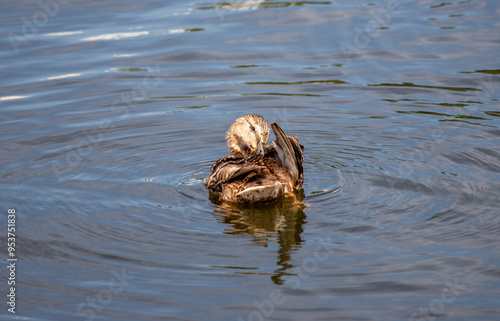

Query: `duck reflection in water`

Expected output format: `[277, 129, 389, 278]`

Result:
[209, 192, 307, 285]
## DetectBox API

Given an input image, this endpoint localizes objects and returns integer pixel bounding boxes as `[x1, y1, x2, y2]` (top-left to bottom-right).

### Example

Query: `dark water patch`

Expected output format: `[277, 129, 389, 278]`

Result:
[230, 64, 270, 68]
[430, 2, 453, 9]
[459, 69, 500, 75]
[368, 82, 482, 92]
[245, 79, 349, 85]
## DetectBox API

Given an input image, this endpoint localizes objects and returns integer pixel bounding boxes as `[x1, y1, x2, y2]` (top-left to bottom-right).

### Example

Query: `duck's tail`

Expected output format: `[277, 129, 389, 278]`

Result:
[270, 122, 304, 186]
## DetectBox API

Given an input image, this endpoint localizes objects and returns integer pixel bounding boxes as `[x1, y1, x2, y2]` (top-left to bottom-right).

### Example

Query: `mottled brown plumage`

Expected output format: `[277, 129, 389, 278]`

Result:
[205, 114, 304, 203]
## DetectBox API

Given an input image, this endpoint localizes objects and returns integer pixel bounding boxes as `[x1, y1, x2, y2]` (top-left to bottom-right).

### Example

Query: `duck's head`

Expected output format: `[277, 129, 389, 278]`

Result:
[226, 114, 269, 157]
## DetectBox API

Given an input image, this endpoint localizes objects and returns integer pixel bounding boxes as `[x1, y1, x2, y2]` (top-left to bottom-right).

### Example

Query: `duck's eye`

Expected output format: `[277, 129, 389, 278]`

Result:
[250, 125, 256, 132]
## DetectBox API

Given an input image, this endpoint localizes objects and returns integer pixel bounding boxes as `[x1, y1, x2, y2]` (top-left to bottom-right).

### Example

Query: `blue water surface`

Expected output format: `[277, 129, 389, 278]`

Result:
[1, 0, 499, 320]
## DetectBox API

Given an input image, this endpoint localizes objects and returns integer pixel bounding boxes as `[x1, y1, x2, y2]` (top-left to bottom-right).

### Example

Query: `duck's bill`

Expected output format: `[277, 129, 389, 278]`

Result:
[250, 141, 265, 157]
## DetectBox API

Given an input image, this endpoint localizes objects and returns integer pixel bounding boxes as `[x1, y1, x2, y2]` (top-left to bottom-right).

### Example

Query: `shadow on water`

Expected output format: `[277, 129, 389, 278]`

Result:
[209, 191, 307, 285]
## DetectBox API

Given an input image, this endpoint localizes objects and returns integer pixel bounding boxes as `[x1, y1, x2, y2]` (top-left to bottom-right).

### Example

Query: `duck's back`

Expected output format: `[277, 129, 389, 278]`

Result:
[205, 155, 279, 202]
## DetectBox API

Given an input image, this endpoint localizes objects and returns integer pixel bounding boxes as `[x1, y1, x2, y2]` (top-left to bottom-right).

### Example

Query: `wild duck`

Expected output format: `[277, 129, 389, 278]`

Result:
[205, 114, 304, 203]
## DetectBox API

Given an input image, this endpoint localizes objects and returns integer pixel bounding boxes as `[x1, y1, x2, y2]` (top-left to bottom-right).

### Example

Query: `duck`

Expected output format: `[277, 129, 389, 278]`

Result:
[205, 114, 304, 203]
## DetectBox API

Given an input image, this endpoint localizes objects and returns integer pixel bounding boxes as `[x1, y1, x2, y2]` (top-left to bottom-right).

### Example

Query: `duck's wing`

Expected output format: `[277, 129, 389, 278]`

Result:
[270, 122, 304, 186]
[205, 156, 265, 193]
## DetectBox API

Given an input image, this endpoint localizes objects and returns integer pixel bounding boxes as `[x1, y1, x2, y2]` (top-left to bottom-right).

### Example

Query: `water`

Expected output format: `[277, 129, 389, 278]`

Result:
[1, 0, 499, 320]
